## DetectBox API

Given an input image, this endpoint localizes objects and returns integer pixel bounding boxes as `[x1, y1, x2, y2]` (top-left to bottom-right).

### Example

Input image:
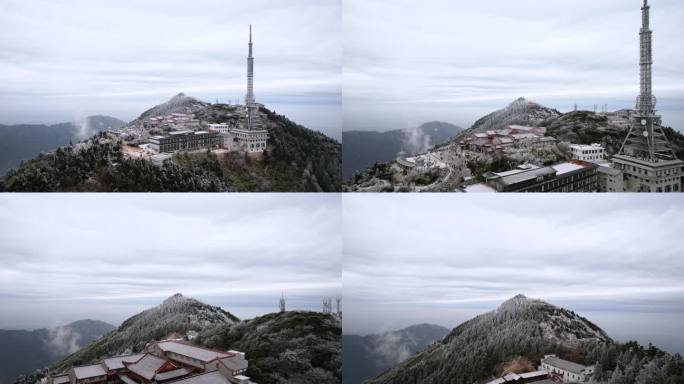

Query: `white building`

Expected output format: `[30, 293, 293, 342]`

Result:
[540, 355, 595, 383]
[570, 143, 605, 162]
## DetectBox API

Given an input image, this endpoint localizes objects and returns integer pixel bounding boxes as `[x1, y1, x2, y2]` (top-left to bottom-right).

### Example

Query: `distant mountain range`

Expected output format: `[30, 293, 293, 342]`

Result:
[342, 121, 462, 180]
[343, 324, 449, 384]
[0, 319, 115, 383]
[366, 295, 684, 384]
[18, 294, 341, 384]
[0, 115, 127, 175]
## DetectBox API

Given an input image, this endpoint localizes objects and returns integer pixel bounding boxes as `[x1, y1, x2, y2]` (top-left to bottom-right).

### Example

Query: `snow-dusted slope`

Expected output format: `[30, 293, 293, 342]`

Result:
[459, 98, 561, 138]
[51, 294, 238, 371]
[133, 93, 209, 123]
[368, 295, 612, 384]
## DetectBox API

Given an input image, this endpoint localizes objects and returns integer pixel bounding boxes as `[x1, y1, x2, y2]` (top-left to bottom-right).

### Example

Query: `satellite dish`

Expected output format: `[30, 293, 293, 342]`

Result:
[641, 119, 647, 126]
[643, 130, 649, 137]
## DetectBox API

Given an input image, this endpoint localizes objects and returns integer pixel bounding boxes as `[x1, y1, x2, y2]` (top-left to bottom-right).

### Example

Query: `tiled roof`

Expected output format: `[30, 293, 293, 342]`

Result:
[543, 356, 590, 374]
[164, 371, 231, 384]
[156, 341, 231, 363]
[126, 354, 167, 380]
[73, 364, 106, 379]
[103, 353, 146, 371]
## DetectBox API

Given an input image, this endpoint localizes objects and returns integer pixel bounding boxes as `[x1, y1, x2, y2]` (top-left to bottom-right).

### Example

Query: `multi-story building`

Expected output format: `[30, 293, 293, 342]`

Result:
[149, 130, 222, 154]
[612, 156, 681, 192]
[480, 161, 599, 192]
[597, 165, 624, 192]
[540, 354, 595, 383]
[570, 143, 605, 162]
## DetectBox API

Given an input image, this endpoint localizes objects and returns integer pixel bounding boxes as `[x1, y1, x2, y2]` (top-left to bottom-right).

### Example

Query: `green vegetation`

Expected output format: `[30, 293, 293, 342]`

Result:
[0, 107, 342, 192]
[198, 311, 341, 384]
[367, 296, 684, 384]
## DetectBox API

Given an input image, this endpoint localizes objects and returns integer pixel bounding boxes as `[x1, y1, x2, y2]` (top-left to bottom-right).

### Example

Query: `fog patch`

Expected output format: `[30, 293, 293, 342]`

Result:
[373, 331, 412, 367]
[47, 326, 82, 355]
[74, 117, 93, 141]
[403, 126, 431, 154]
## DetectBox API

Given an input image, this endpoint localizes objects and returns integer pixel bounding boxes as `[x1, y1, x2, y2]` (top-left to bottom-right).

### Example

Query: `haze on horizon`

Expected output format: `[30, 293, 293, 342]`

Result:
[344, 0, 684, 133]
[0, 194, 341, 330]
[0, 0, 341, 140]
[343, 194, 684, 355]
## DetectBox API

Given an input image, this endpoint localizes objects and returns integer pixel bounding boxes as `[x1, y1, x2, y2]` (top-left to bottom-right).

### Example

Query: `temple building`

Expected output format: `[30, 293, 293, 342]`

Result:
[611, 0, 682, 192]
[48, 339, 254, 384]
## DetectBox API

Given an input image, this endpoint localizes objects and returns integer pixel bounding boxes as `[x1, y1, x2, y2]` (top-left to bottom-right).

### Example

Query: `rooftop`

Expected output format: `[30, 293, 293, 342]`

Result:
[169, 130, 194, 135]
[103, 353, 145, 371]
[165, 371, 231, 384]
[126, 354, 168, 380]
[463, 183, 497, 193]
[52, 375, 70, 384]
[154, 368, 190, 381]
[551, 162, 589, 175]
[73, 364, 106, 379]
[542, 355, 592, 375]
[220, 355, 248, 371]
[156, 340, 232, 363]
[570, 143, 604, 150]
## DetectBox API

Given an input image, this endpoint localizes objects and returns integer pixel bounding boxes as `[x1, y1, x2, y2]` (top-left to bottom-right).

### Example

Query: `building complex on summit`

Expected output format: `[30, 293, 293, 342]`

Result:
[126, 25, 268, 159]
[445, 0, 682, 193]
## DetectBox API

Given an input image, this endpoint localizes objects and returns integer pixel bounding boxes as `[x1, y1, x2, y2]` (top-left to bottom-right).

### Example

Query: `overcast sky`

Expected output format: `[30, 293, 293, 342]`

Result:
[343, 194, 684, 355]
[0, 0, 341, 139]
[0, 194, 341, 329]
[344, 0, 684, 132]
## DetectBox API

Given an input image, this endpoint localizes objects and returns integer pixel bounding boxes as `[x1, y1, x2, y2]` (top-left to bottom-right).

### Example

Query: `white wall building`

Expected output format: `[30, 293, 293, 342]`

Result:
[540, 355, 595, 383]
[570, 143, 605, 162]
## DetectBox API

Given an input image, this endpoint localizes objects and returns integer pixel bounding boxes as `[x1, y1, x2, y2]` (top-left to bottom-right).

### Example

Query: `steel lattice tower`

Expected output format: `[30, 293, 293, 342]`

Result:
[245, 25, 261, 131]
[618, 0, 678, 162]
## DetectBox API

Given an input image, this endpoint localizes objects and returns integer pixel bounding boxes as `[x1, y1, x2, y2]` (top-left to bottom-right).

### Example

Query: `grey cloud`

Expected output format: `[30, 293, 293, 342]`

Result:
[0, 0, 341, 138]
[0, 194, 341, 328]
[343, 0, 684, 132]
[342, 194, 684, 354]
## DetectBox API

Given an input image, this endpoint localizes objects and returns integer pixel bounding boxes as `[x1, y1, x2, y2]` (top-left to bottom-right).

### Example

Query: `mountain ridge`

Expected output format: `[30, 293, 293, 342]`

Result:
[0, 94, 342, 192]
[18, 294, 342, 384]
[343, 121, 462, 180]
[0, 115, 126, 176]
[0, 319, 115, 384]
[366, 295, 684, 384]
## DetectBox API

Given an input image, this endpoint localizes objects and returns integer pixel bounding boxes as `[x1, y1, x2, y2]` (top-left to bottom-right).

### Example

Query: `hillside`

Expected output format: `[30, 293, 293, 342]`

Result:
[541, 110, 684, 159]
[343, 324, 449, 384]
[134, 93, 209, 124]
[458, 98, 560, 139]
[50, 294, 238, 372]
[20, 295, 341, 384]
[0, 319, 115, 383]
[343, 122, 462, 180]
[0, 115, 126, 175]
[198, 311, 342, 384]
[0, 96, 342, 192]
[366, 295, 684, 384]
